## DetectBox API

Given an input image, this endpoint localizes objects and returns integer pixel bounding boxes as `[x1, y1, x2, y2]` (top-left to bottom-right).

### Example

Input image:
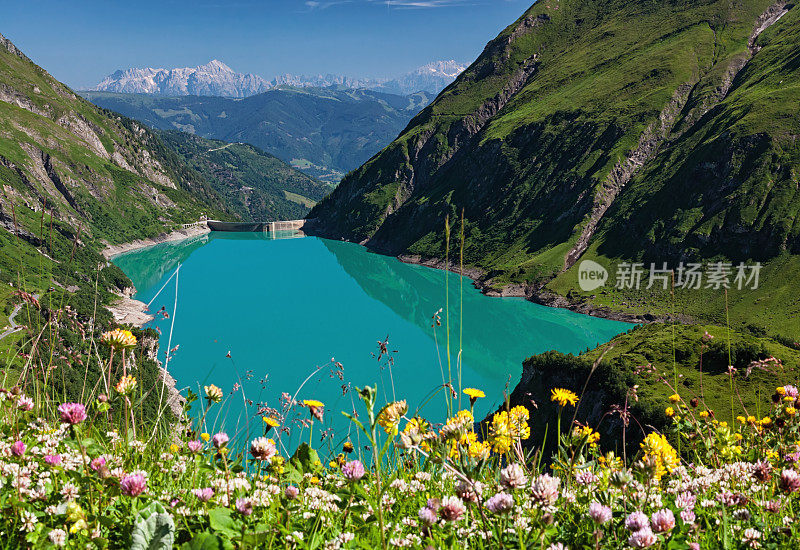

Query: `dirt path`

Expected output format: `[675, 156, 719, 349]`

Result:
[0, 293, 39, 341]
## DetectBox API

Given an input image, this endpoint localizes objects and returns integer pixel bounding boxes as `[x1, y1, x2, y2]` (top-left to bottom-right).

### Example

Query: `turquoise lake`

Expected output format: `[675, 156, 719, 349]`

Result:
[113, 232, 630, 455]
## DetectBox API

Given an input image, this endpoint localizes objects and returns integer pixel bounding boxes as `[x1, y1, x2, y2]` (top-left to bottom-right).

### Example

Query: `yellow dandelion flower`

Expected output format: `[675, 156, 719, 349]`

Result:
[551, 388, 578, 407]
[263, 416, 280, 427]
[463, 388, 485, 399]
[304, 400, 324, 422]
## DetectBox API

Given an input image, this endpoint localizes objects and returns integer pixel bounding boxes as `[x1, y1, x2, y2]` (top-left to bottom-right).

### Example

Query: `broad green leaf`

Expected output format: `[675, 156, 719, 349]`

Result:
[180, 532, 235, 550]
[131, 502, 175, 550]
[208, 507, 242, 539]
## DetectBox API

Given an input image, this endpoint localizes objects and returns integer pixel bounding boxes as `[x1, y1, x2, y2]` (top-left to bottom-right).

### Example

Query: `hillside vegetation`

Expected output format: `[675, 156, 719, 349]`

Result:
[158, 131, 331, 221]
[308, 0, 800, 339]
[81, 89, 433, 185]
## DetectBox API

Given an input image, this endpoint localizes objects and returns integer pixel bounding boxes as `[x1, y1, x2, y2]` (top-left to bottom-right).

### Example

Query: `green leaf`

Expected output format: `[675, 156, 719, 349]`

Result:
[290, 442, 322, 475]
[131, 501, 175, 550]
[208, 507, 242, 539]
[180, 533, 235, 550]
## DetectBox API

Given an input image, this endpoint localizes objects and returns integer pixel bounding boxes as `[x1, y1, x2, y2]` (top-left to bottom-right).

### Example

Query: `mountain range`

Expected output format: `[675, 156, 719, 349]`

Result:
[308, 0, 800, 340]
[94, 59, 467, 98]
[81, 88, 432, 184]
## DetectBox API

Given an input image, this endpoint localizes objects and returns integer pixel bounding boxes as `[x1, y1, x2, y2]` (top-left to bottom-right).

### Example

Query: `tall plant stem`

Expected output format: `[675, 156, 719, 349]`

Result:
[444, 215, 452, 416]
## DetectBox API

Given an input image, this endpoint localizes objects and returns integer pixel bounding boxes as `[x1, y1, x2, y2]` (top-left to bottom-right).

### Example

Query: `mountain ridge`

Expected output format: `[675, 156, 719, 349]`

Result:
[81, 88, 433, 184]
[94, 59, 467, 97]
[307, 0, 800, 337]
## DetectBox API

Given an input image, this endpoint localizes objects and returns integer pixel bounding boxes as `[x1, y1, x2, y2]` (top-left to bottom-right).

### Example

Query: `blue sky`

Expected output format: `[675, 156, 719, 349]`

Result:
[2, 0, 528, 89]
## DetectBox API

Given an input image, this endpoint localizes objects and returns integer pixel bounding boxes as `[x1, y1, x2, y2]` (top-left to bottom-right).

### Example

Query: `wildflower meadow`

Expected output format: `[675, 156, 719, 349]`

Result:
[2, 316, 800, 549]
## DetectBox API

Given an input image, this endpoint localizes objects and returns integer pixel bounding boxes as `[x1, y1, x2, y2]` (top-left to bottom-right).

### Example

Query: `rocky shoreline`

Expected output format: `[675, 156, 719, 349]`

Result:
[102, 224, 210, 260]
[105, 226, 206, 424]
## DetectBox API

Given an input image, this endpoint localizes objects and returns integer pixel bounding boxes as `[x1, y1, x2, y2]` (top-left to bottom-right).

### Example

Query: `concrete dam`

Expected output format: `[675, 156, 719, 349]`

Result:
[186, 219, 310, 233]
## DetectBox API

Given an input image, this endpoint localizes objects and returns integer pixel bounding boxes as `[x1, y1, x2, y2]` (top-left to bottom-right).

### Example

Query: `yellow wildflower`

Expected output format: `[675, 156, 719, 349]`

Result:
[777, 386, 787, 396]
[310, 476, 320, 485]
[200, 433, 210, 442]
[737, 416, 746, 424]
[641, 432, 679, 481]
[468, 440, 491, 461]
[440, 410, 473, 439]
[761, 417, 772, 426]
[204, 384, 223, 403]
[665, 407, 675, 417]
[101, 328, 137, 350]
[114, 375, 137, 396]
[551, 388, 579, 407]
[734, 433, 743, 441]
[699, 411, 709, 418]
[509, 405, 531, 440]
[464, 388, 485, 399]
[668, 394, 680, 404]
[270, 455, 285, 474]
[787, 407, 797, 416]
[488, 411, 513, 454]
[402, 417, 431, 451]
[304, 400, 325, 421]
[263, 416, 280, 428]
[377, 400, 407, 434]
[747, 415, 757, 423]
[464, 387, 485, 407]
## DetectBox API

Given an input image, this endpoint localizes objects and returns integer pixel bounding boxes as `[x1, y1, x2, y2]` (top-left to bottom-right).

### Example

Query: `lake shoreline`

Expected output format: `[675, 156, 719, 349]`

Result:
[102, 224, 211, 260]
[395, 253, 659, 325]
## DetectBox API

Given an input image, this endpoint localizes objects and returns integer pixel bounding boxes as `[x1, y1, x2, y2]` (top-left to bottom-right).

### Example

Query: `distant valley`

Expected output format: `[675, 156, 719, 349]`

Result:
[82, 88, 433, 184]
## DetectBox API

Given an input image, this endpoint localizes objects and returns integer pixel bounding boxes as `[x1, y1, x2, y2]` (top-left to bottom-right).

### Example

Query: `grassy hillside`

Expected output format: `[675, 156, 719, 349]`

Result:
[157, 131, 331, 221]
[308, 0, 799, 338]
[0, 31, 232, 400]
[81, 88, 433, 185]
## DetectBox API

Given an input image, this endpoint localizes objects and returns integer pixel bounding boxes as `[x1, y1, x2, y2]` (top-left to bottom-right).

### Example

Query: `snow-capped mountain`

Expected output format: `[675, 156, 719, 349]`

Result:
[94, 60, 467, 97]
[94, 60, 271, 98]
[376, 60, 467, 95]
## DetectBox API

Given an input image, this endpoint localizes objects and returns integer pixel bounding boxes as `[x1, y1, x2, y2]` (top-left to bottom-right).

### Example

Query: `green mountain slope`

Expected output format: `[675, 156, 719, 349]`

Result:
[0, 31, 229, 324]
[80, 88, 433, 185]
[157, 131, 331, 221]
[308, 0, 800, 337]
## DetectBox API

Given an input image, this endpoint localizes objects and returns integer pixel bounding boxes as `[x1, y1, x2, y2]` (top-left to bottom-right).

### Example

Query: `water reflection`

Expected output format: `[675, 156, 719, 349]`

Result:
[114, 232, 630, 453]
